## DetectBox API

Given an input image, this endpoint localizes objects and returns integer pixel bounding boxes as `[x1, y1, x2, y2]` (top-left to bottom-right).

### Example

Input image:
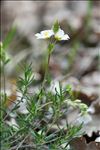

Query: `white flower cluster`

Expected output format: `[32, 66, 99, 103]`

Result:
[35, 28, 70, 41]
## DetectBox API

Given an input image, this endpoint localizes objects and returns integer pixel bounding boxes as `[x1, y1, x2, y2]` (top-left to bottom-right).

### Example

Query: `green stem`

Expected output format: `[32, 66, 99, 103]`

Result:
[46, 115, 56, 135]
[16, 134, 29, 150]
[2, 62, 6, 105]
[42, 50, 51, 89]
[41, 40, 56, 89]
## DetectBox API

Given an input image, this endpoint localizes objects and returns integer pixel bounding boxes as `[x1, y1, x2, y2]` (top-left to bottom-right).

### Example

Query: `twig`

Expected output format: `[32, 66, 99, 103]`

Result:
[16, 134, 29, 150]
[8, 144, 36, 150]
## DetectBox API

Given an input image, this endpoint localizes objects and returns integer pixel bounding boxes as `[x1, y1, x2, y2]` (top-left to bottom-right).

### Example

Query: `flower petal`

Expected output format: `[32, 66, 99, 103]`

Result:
[35, 33, 40, 37]
[61, 34, 70, 40]
[41, 30, 54, 38]
[55, 29, 64, 38]
[35, 33, 44, 39]
[41, 30, 54, 35]
[35, 30, 54, 39]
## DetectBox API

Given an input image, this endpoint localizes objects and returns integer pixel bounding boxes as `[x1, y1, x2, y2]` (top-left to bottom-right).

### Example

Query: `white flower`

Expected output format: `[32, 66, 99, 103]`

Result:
[55, 28, 70, 41]
[35, 30, 54, 39]
[35, 28, 70, 41]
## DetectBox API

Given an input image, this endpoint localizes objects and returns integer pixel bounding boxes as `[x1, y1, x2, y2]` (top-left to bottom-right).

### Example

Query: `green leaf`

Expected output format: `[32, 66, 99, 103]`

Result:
[48, 43, 54, 53]
[4, 58, 10, 65]
[52, 20, 60, 33]
[66, 84, 72, 92]
[3, 26, 16, 50]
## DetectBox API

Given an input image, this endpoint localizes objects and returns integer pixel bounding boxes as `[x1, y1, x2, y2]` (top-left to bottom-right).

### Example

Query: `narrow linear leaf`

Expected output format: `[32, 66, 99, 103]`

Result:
[3, 26, 16, 50]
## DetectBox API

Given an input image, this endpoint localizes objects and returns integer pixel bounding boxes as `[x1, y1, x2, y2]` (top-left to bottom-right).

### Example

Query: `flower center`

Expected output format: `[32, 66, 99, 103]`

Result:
[55, 35, 62, 40]
[44, 32, 49, 38]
